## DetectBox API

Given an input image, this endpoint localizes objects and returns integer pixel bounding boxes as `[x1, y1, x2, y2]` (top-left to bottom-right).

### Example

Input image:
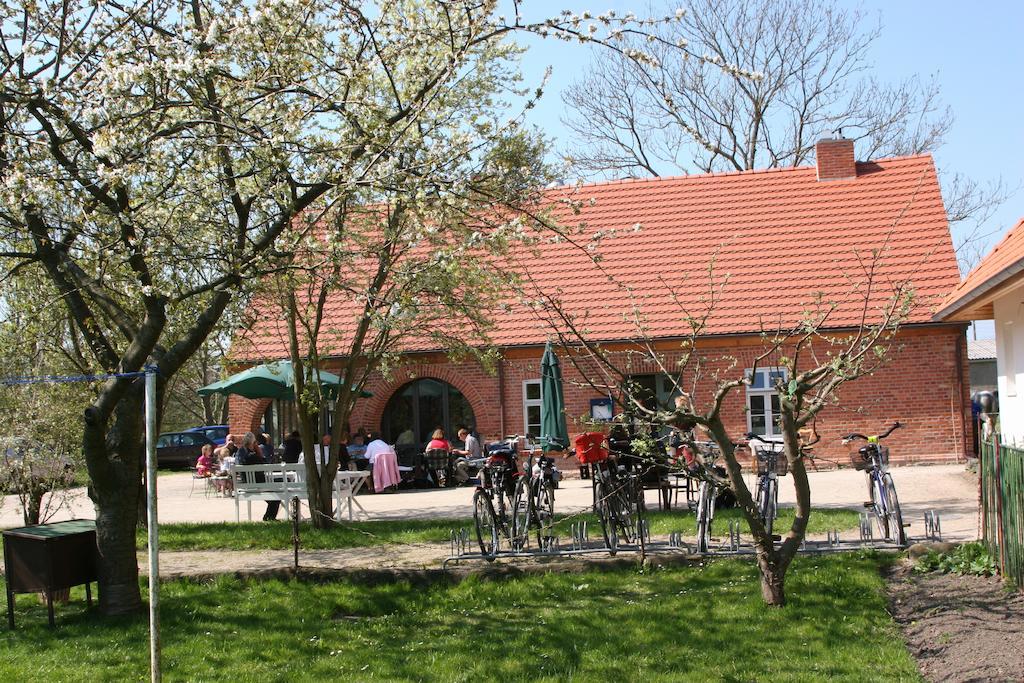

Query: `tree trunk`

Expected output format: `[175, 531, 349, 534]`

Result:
[293, 380, 334, 529]
[759, 563, 786, 606]
[25, 489, 43, 526]
[84, 392, 145, 615]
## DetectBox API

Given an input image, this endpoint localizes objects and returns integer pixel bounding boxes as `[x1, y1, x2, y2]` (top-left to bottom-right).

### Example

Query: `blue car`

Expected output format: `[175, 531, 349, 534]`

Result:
[185, 425, 229, 446]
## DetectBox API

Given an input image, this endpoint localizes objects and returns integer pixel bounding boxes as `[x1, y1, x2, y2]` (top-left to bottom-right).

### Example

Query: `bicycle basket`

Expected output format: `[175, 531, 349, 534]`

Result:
[574, 432, 609, 464]
[754, 447, 788, 476]
[849, 444, 875, 471]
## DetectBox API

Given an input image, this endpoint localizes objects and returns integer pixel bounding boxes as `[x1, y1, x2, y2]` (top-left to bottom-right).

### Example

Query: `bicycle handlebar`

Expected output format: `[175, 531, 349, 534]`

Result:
[842, 421, 902, 443]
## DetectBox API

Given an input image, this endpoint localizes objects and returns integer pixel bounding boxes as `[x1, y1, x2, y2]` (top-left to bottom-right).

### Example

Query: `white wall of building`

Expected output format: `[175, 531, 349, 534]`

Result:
[993, 292, 1024, 444]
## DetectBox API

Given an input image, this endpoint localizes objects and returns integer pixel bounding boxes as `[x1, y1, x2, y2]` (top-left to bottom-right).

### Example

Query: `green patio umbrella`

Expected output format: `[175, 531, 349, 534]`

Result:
[197, 360, 370, 400]
[540, 341, 570, 452]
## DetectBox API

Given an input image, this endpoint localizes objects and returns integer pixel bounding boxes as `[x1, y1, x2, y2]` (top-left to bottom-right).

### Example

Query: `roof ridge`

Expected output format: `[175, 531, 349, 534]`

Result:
[550, 153, 935, 192]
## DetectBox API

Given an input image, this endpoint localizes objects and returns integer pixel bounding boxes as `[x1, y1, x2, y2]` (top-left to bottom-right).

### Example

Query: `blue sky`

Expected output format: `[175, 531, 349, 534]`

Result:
[510, 1, 1023, 336]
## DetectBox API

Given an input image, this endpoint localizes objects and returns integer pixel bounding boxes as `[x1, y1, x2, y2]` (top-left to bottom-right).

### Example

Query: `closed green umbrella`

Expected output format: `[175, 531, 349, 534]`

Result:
[197, 360, 371, 400]
[540, 342, 570, 452]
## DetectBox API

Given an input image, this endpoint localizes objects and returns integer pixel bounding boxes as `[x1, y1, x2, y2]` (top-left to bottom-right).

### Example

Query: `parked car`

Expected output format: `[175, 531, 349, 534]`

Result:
[156, 431, 215, 468]
[185, 425, 229, 446]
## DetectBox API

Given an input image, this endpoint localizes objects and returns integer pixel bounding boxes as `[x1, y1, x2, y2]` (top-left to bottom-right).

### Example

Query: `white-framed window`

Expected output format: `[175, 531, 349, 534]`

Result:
[746, 367, 788, 439]
[523, 379, 543, 445]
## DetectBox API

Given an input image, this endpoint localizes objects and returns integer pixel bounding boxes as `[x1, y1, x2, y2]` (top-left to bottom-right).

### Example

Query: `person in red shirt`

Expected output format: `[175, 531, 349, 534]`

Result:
[426, 428, 451, 452]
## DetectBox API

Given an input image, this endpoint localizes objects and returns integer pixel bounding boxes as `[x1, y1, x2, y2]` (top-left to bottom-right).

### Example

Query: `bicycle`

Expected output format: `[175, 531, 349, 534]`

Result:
[842, 421, 908, 546]
[746, 433, 788, 540]
[575, 432, 647, 555]
[511, 451, 559, 548]
[689, 440, 723, 553]
[472, 437, 523, 558]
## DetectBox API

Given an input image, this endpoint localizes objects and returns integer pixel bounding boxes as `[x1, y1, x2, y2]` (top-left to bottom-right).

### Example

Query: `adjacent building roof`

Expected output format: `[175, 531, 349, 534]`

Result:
[968, 339, 997, 361]
[935, 218, 1024, 321]
[234, 154, 961, 362]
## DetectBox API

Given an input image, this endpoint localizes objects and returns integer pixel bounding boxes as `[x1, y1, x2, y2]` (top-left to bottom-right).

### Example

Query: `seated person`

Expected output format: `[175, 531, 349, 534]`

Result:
[282, 430, 302, 464]
[347, 429, 368, 462]
[363, 433, 395, 465]
[426, 428, 451, 452]
[452, 428, 482, 459]
[195, 444, 215, 477]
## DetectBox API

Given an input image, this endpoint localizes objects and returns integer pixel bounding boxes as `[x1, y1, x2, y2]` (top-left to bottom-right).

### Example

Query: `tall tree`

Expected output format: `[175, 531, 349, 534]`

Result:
[0, 0, 688, 614]
[260, 130, 554, 526]
[561, 0, 1008, 266]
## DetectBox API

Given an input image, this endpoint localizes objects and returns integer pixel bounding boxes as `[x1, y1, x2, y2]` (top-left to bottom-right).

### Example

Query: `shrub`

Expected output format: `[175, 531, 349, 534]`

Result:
[913, 542, 998, 577]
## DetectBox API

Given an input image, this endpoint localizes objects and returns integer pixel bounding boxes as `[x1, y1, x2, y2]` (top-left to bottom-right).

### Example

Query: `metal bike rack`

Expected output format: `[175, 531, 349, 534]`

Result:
[443, 503, 947, 568]
[639, 519, 652, 546]
[924, 510, 942, 541]
[728, 520, 741, 551]
[571, 521, 589, 550]
[450, 528, 472, 558]
[859, 513, 874, 541]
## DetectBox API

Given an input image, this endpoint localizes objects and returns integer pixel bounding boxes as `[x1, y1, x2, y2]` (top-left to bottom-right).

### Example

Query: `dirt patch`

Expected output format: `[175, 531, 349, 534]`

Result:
[887, 564, 1024, 682]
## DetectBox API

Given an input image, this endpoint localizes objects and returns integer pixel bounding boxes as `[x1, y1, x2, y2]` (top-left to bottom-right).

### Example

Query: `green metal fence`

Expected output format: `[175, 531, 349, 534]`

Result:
[980, 437, 1024, 589]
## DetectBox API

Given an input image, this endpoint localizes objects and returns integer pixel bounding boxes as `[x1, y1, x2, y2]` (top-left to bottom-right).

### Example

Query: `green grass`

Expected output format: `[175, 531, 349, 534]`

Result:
[144, 507, 862, 552]
[0, 553, 920, 681]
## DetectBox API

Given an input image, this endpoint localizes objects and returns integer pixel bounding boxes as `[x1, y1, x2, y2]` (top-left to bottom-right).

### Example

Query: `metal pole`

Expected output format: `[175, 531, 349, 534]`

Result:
[144, 367, 161, 683]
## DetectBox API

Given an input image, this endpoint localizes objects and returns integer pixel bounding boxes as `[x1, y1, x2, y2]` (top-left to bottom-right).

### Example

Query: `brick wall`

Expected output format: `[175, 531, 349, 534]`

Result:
[229, 326, 970, 467]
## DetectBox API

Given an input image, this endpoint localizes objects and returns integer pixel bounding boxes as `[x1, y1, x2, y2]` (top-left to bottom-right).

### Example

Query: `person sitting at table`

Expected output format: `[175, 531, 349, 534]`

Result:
[257, 432, 278, 464]
[426, 428, 451, 452]
[452, 428, 482, 459]
[238, 432, 280, 521]
[364, 433, 401, 493]
[282, 430, 302, 464]
[195, 444, 215, 477]
[212, 447, 235, 495]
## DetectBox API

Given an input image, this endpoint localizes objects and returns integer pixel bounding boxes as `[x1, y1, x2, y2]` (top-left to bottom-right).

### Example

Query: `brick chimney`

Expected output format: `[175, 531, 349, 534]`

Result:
[815, 137, 856, 181]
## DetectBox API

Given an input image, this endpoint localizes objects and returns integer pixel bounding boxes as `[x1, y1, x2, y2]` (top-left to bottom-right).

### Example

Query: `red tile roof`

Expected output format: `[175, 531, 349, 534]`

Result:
[935, 218, 1024, 321]
[234, 154, 960, 361]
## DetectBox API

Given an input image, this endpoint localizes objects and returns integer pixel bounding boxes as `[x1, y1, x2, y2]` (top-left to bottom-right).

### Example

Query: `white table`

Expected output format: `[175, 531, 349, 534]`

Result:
[334, 470, 371, 521]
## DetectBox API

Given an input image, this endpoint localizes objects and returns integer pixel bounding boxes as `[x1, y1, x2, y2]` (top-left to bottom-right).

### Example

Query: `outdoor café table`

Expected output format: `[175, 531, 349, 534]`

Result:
[334, 470, 372, 521]
[3, 519, 97, 627]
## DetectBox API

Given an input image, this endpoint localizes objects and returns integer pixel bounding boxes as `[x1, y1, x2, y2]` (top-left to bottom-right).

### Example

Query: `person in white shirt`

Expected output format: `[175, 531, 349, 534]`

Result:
[363, 434, 395, 465]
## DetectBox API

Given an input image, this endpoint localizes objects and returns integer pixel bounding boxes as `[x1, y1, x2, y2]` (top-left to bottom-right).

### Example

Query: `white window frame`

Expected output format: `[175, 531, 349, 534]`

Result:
[746, 367, 788, 440]
[523, 379, 543, 447]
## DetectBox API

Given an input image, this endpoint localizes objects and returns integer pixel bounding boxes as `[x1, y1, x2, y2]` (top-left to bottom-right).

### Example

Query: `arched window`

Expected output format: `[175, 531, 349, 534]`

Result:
[381, 379, 476, 446]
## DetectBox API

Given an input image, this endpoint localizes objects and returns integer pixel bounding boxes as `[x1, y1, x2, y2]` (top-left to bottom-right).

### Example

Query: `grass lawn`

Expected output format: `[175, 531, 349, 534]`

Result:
[146, 507, 862, 552]
[0, 552, 919, 681]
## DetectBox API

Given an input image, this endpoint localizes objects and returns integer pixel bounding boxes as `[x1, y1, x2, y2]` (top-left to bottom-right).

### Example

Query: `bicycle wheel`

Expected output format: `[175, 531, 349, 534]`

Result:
[510, 476, 533, 551]
[595, 479, 619, 554]
[633, 477, 648, 551]
[871, 474, 890, 540]
[883, 473, 907, 546]
[696, 481, 714, 553]
[760, 478, 777, 540]
[612, 477, 636, 544]
[473, 490, 499, 560]
[534, 479, 555, 548]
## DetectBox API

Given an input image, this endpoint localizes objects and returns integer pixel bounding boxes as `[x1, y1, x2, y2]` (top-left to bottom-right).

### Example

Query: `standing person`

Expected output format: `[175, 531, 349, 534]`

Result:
[282, 430, 302, 464]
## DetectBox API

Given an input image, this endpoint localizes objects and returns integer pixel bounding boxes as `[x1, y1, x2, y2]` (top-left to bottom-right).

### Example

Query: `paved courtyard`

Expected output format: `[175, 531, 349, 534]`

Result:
[2, 463, 979, 541]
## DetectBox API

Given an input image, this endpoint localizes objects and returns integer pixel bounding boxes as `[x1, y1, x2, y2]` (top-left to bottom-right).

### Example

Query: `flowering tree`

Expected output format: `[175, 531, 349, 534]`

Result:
[0, 0, 699, 614]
